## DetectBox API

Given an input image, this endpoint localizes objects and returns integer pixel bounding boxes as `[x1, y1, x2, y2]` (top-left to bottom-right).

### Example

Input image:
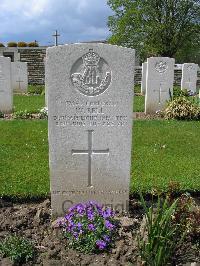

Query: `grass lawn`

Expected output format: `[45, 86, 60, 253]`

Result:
[131, 120, 200, 193]
[13, 94, 145, 113]
[13, 95, 45, 113]
[0, 120, 49, 198]
[0, 120, 200, 199]
[134, 96, 144, 112]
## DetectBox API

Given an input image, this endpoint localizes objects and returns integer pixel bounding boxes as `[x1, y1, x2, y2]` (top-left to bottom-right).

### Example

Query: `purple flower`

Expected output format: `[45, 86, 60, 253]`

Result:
[105, 220, 114, 230]
[88, 224, 95, 231]
[76, 222, 82, 230]
[76, 204, 85, 215]
[103, 235, 110, 242]
[96, 240, 107, 250]
[73, 232, 79, 239]
[87, 210, 95, 221]
[102, 208, 114, 218]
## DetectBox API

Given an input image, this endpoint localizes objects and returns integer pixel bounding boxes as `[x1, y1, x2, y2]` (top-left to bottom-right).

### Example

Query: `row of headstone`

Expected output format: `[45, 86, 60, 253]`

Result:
[142, 62, 198, 96]
[142, 59, 198, 114]
[0, 57, 28, 113]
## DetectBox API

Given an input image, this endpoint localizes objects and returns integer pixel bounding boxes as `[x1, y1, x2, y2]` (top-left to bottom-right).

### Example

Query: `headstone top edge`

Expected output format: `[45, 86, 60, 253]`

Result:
[46, 43, 135, 53]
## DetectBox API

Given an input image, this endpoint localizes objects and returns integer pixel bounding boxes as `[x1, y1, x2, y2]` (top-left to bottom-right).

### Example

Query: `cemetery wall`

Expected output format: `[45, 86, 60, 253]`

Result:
[19, 47, 46, 85]
[0, 47, 199, 86]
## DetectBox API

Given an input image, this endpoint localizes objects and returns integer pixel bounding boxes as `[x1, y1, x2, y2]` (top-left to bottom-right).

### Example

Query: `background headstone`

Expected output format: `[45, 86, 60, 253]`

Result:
[46, 43, 135, 216]
[181, 63, 198, 93]
[145, 57, 175, 114]
[141, 62, 147, 95]
[11, 62, 28, 93]
[0, 56, 12, 113]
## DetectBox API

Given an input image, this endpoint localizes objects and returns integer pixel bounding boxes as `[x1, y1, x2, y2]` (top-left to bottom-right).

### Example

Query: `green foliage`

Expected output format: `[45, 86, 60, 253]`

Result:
[173, 87, 189, 98]
[0, 111, 4, 118]
[13, 110, 33, 119]
[0, 43, 5, 47]
[28, 85, 45, 95]
[138, 193, 184, 266]
[0, 235, 34, 264]
[164, 96, 200, 120]
[7, 42, 17, 47]
[28, 42, 39, 47]
[17, 41, 27, 47]
[107, 0, 200, 62]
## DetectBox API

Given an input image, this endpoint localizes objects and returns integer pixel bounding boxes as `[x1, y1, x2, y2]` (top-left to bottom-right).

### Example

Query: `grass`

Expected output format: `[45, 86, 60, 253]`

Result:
[13, 95, 45, 113]
[13, 94, 145, 113]
[0, 120, 49, 198]
[0, 119, 200, 198]
[134, 96, 144, 112]
[131, 120, 200, 193]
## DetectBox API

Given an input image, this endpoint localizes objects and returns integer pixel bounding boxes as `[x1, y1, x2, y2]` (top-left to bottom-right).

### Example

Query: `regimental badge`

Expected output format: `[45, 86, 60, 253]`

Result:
[187, 65, 194, 71]
[71, 49, 112, 96]
[155, 61, 168, 73]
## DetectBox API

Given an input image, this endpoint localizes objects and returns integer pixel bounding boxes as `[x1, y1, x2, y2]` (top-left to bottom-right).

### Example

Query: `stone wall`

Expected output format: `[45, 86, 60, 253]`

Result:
[19, 47, 47, 85]
[1, 47, 199, 87]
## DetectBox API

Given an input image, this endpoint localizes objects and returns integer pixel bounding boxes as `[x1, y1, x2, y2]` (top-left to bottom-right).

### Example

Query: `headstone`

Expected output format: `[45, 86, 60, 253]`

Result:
[11, 62, 28, 93]
[141, 62, 147, 95]
[145, 57, 174, 114]
[46, 43, 135, 216]
[0, 56, 12, 113]
[181, 63, 198, 93]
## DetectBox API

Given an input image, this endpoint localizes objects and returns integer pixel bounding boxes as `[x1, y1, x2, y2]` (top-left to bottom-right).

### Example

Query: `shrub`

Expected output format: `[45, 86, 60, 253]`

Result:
[28, 42, 39, 47]
[28, 85, 44, 95]
[17, 41, 27, 47]
[0, 235, 34, 264]
[0, 111, 4, 118]
[7, 42, 17, 47]
[173, 86, 189, 98]
[0, 43, 5, 47]
[38, 107, 48, 119]
[56, 201, 117, 253]
[13, 110, 33, 119]
[170, 193, 200, 242]
[164, 96, 200, 120]
[138, 193, 184, 266]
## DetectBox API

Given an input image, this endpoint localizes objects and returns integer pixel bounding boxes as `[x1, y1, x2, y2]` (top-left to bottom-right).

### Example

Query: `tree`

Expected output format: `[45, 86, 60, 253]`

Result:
[107, 0, 200, 62]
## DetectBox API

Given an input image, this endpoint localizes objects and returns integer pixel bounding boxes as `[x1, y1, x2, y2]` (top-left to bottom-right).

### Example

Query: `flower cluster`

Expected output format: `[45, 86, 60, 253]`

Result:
[56, 201, 117, 253]
[38, 107, 48, 119]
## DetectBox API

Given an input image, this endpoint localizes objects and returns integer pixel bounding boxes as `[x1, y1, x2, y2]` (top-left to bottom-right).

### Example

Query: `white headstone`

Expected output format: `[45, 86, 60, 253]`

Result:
[141, 62, 147, 95]
[46, 43, 135, 216]
[181, 63, 198, 93]
[0, 56, 12, 113]
[145, 57, 174, 114]
[11, 62, 28, 93]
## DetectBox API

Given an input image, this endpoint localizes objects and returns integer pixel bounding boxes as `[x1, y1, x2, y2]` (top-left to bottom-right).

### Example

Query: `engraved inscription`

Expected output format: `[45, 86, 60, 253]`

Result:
[155, 61, 168, 73]
[71, 49, 111, 96]
[53, 99, 128, 127]
[72, 130, 109, 187]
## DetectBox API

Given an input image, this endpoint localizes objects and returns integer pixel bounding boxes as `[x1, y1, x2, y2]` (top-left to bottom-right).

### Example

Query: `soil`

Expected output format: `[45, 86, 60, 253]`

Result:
[0, 197, 199, 266]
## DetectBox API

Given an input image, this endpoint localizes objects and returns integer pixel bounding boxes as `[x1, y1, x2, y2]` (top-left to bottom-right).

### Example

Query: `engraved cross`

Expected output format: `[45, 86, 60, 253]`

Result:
[16, 77, 24, 90]
[153, 82, 170, 104]
[71, 130, 109, 187]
